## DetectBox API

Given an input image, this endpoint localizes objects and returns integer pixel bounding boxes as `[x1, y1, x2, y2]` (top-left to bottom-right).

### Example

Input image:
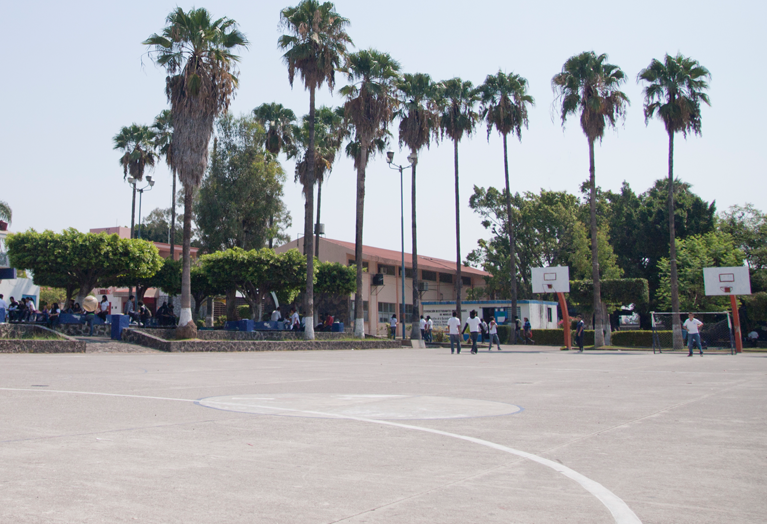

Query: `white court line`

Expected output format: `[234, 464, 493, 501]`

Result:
[1, 388, 641, 524]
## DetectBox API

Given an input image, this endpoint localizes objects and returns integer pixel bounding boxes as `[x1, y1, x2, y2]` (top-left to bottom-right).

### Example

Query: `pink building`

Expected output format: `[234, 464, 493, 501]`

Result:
[275, 237, 489, 336]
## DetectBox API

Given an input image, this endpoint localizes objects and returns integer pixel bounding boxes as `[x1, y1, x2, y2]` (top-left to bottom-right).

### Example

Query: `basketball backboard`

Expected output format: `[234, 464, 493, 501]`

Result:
[532, 266, 570, 293]
[703, 266, 751, 296]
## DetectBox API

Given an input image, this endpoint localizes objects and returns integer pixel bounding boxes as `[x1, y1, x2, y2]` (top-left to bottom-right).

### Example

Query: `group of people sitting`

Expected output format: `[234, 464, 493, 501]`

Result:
[1, 295, 41, 323]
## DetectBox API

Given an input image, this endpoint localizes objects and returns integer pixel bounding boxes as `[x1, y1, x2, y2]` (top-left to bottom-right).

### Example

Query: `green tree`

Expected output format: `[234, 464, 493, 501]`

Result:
[657, 231, 744, 312]
[436, 78, 480, 321]
[7, 229, 162, 305]
[279, 0, 352, 340]
[639, 53, 711, 348]
[315, 261, 356, 295]
[552, 51, 629, 347]
[340, 49, 401, 338]
[479, 70, 534, 340]
[202, 248, 306, 320]
[719, 204, 767, 293]
[196, 114, 291, 252]
[137, 207, 186, 245]
[144, 7, 248, 336]
[151, 110, 178, 259]
[113, 123, 158, 240]
[395, 72, 440, 340]
[253, 102, 297, 156]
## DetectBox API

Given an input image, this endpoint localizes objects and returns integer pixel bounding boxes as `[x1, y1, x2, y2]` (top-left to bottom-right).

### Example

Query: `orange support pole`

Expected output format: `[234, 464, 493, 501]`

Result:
[557, 292, 571, 350]
[730, 295, 743, 354]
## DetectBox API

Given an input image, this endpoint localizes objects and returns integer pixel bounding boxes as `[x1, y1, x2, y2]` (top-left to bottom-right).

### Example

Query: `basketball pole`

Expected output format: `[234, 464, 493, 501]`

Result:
[730, 295, 743, 354]
[557, 292, 571, 350]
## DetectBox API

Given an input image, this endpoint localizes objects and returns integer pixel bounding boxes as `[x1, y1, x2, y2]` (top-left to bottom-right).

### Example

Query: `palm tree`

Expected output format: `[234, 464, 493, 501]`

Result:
[144, 7, 248, 336]
[279, 0, 352, 340]
[395, 73, 440, 341]
[0, 201, 11, 224]
[479, 71, 534, 343]
[151, 110, 177, 258]
[253, 102, 298, 249]
[113, 123, 158, 240]
[436, 78, 480, 324]
[290, 106, 345, 256]
[341, 49, 401, 338]
[253, 102, 297, 156]
[638, 53, 711, 349]
[552, 51, 628, 347]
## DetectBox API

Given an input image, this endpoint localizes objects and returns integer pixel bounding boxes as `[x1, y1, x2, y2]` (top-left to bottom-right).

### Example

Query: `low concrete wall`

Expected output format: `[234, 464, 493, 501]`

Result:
[138, 328, 352, 342]
[122, 328, 402, 353]
[56, 324, 111, 337]
[0, 324, 86, 353]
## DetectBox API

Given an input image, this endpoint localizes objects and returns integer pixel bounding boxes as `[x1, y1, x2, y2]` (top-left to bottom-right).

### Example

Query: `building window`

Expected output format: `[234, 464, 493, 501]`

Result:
[398, 266, 414, 278]
[378, 302, 396, 324]
[422, 270, 436, 282]
[347, 259, 369, 270]
[547, 306, 553, 323]
[378, 264, 396, 275]
[350, 300, 369, 322]
[439, 273, 453, 284]
[462, 276, 471, 286]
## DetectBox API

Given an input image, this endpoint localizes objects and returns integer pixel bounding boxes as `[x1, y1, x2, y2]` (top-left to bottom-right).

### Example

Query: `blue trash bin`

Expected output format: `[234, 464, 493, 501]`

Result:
[331, 322, 344, 333]
[110, 314, 130, 340]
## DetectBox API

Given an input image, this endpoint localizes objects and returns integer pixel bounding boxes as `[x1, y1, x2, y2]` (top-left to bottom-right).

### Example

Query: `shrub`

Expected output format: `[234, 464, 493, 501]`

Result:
[525, 329, 595, 347]
[237, 305, 251, 319]
[497, 325, 511, 344]
[611, 330, 664, 347]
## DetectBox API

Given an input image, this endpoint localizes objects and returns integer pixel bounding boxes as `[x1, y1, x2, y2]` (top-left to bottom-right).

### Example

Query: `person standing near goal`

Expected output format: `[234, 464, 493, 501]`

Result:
[683, 313, 704, 356]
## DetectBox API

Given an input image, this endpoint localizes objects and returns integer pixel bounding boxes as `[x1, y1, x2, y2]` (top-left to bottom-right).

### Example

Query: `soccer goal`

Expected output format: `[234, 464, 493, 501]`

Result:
[651, 312, 735, 354]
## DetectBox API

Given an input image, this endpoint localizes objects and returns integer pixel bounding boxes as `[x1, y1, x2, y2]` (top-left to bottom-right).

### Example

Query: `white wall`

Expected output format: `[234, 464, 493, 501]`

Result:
[0, 277, 40, 305]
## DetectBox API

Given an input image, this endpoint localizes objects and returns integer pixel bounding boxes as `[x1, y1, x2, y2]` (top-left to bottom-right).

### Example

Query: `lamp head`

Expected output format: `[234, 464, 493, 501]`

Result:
[146, 175, 153, 183]
[148, 180, 155, 187]
[407, 152, 418, 164]
[386, 151, 394, 164]
[127, 177, 136, 185]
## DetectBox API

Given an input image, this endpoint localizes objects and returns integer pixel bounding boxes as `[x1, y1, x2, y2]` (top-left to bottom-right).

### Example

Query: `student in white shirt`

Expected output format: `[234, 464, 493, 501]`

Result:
[426, 316, 434, 343]
[488, 318, 501, 351]
[419, 315, 426, 339]
[446, 311, 462, 354]
[390, 314, 398, 339]
[683, 313, 703, 356]
[462, 310, 482, 354]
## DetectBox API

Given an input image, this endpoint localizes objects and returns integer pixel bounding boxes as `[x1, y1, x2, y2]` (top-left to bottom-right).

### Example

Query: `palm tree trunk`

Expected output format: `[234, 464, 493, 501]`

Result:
[169, 172, 177, 260]
[502, 133, 517, 343]
[177, 183, 196, 336]
[668, 131, 683, 349]
[588, 137, 604, 348]
[129, 183, 137, 311]
[315, 180, 322, 258]
[303, 86, 316, 340]
[453, 139, 462, 323]
[353, 141, 369, 339]
[410, 153, 421, 341]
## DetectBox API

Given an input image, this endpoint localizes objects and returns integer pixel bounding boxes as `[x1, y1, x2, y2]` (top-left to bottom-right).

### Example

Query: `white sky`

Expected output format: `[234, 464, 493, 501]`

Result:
[1, 0, 765, 263]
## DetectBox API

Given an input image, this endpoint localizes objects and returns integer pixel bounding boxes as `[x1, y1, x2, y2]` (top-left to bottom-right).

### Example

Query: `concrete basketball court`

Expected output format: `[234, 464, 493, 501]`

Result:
[1, 343, 765, 523]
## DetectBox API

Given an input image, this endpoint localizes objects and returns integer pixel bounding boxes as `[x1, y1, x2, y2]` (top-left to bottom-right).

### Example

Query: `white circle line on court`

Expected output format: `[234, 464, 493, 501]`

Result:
[0, 388, 641, 524]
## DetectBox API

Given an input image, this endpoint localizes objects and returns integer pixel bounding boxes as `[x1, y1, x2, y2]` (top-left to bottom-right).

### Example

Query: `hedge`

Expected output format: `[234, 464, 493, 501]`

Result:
[497, 327, 595, 346]
[610, 330, 664, 347]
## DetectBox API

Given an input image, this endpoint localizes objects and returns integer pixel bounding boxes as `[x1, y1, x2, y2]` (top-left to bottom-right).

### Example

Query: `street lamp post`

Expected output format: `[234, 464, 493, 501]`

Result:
[134, 176, 155, 239]
[386, 151, 417, 341]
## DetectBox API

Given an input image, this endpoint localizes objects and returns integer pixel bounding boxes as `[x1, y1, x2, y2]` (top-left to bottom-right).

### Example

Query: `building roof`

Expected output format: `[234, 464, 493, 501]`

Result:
[281, 237, 490, 278]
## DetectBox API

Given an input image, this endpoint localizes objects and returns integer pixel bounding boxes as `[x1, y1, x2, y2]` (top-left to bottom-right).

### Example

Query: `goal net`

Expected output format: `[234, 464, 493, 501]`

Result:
[651, 312, 734, 354]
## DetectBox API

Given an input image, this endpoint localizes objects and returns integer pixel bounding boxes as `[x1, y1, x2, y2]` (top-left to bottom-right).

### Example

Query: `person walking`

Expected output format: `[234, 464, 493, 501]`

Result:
[463, 310, 482, 354]
[419, 315, 426, 340]
[575, 315, 585, 352]
[390, 314, 398, 339]
[426, 316, 433, 343]
[488, 317, 501, 351]
[447, 311, 462, 354]
[683, 312, 704, 356]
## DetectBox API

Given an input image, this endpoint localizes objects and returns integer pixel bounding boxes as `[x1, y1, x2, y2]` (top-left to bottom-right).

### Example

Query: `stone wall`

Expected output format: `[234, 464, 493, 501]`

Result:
[122, 328, 402, 353]
[135, 328, 353, 342]
[56, 324, 112, 337]
[0, 324, 86, 353]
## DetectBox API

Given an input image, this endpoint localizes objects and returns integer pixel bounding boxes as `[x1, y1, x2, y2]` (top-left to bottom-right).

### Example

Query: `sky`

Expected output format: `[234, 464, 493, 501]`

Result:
[1, 0, 765, 264]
